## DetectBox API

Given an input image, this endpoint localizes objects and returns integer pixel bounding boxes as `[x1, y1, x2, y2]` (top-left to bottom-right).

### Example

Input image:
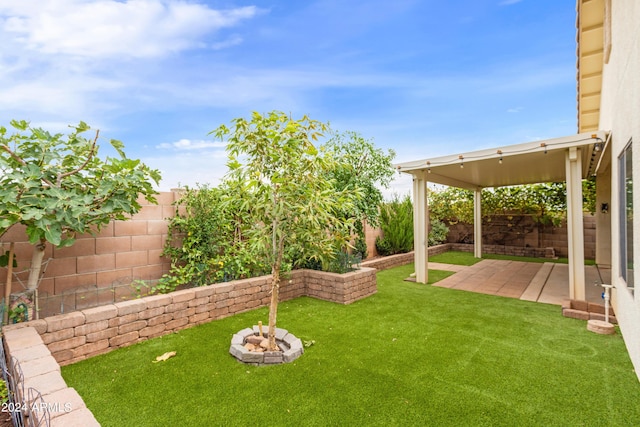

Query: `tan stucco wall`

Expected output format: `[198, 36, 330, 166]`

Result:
[597, 0, 640, 379]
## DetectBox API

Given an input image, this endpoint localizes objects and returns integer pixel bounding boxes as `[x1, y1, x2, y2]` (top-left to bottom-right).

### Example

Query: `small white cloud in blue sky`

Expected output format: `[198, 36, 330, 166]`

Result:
[0, 0, 578, 196]
[156, 139, 226, 151]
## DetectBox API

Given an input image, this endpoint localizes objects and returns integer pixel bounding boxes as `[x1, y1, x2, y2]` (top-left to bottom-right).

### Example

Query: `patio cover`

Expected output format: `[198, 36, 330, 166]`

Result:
[395, 130, 608, 301]
[396, 131, 607, 189]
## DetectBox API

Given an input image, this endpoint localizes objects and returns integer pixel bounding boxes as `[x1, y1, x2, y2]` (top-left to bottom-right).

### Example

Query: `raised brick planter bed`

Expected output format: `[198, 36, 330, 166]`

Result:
[4, 267, 376, 366]
[2, 327, 100, 426]
[562, 299, 617, 324]
[2, 266, 377, 425]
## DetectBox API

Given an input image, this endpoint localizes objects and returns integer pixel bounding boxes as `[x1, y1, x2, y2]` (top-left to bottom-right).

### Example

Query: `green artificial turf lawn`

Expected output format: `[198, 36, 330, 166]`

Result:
[430, 251, 484, 265]
[62, 264, 640, 426]
[431, 250, 596, 266]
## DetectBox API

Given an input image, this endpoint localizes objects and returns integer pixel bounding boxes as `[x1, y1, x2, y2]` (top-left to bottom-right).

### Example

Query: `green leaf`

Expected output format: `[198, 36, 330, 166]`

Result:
[59, 237, 76, 248]
[75, 121, 90, 133]
[25, 226, 43, 245]
[10, 119, 28, 131]
[0, 251, 18, 268]
[110, 139, 126, 158]
[44, 224, 62, 246]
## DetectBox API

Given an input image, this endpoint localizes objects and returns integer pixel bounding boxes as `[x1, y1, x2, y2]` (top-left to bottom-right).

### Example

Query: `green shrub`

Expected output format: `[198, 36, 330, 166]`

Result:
[0, 379, 7, 405]
[353, 220, 368, 260]
[378, 194, 414, 255]
[327, 251, 361, 274]
[428, 219, 449, 246]
[375, 236, 393, 256]
[156, 184, 268, 293]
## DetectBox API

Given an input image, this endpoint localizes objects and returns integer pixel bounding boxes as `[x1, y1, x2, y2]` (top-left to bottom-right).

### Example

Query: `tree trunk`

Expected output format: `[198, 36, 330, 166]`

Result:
[267, 267, 280, 351]
[27, 240, 47, 291]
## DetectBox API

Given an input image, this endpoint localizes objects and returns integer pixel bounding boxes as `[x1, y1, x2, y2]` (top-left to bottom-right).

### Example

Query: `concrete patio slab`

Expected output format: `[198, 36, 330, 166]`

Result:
[431, 259, 609, 306]
[536, 263, 609, 305]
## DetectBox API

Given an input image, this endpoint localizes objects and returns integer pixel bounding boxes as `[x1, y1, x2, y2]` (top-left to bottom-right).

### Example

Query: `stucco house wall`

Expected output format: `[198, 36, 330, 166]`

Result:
[598, 0, 640, 378]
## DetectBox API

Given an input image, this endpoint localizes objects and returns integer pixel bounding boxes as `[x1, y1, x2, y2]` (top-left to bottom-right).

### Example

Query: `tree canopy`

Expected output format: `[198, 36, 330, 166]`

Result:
[322, 131, 395, 227]
[428, 180, 597, 227]
[212, 111, 358, 349]
[0, 120, 161, 291]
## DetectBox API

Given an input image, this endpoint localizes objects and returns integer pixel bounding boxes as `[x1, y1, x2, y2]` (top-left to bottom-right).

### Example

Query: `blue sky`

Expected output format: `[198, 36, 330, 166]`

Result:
[0, 0, 578, 196]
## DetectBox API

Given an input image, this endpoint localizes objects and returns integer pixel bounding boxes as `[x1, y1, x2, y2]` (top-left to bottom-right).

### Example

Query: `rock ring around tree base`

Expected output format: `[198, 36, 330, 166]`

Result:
[229, 326, 304, 365]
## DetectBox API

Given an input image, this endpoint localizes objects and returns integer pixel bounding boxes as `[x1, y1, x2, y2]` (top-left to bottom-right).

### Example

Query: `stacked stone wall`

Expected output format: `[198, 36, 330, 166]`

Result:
[4, 267, 376, 367]
[2, 266, 377, 424]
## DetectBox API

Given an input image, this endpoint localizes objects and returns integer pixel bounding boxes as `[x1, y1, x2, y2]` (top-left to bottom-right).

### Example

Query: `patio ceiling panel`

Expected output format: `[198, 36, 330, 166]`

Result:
[395, 131, 607, 190]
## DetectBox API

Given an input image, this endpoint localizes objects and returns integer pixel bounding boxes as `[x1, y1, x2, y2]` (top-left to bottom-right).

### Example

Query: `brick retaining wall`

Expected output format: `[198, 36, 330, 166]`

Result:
[3, 327, 100, 426]
[2, 266, 376, 425]
[4, 267, 377, 366]
[359, 245, 456, 270]
[361, 252, 414, 270]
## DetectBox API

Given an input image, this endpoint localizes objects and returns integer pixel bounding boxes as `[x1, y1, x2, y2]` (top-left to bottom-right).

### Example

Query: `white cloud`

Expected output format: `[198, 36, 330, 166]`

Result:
[499, 0, 523, 5]
[0, 73, 124, 117]
[507, 107, 524, 113]
[0, 1, 262, 123]
[156, 139, 226, 151]
[211, 35, 244, 50]
[144, 151, 228, 190]
[383, 173, 413, 200]
[0, 0, 259, 59]
[150, 138, 228, 189]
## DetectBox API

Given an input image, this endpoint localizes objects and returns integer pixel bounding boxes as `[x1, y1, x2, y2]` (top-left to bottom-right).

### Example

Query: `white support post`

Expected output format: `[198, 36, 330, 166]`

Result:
[474, 188, 482, 258]
[566, 147, 586, 300]
[412, 175, 428, 284]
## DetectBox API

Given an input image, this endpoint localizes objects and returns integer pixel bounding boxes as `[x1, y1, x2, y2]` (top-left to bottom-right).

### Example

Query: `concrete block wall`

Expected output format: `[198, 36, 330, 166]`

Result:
[0, 200, 598, 311]
[363, 221, 382, 258]
[538, 215, 596, 259]
[0, 191, 377, 307]
[0, 192, 178, 302]
[444, 214, 596, 260]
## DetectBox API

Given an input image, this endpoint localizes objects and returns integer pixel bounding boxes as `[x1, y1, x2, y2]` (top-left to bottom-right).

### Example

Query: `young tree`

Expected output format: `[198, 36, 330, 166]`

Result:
[322, 132, 395, 258]
[0, 120, 161, 303]
[212, 111, 357, 350]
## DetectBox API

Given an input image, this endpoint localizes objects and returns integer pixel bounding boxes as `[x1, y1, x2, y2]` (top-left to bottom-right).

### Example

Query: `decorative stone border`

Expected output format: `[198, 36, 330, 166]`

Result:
[229, 326, 303, 365]
[562, 299, 617, 324]
[2, 327, 100, 426]
[3, 266, 376, 423]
